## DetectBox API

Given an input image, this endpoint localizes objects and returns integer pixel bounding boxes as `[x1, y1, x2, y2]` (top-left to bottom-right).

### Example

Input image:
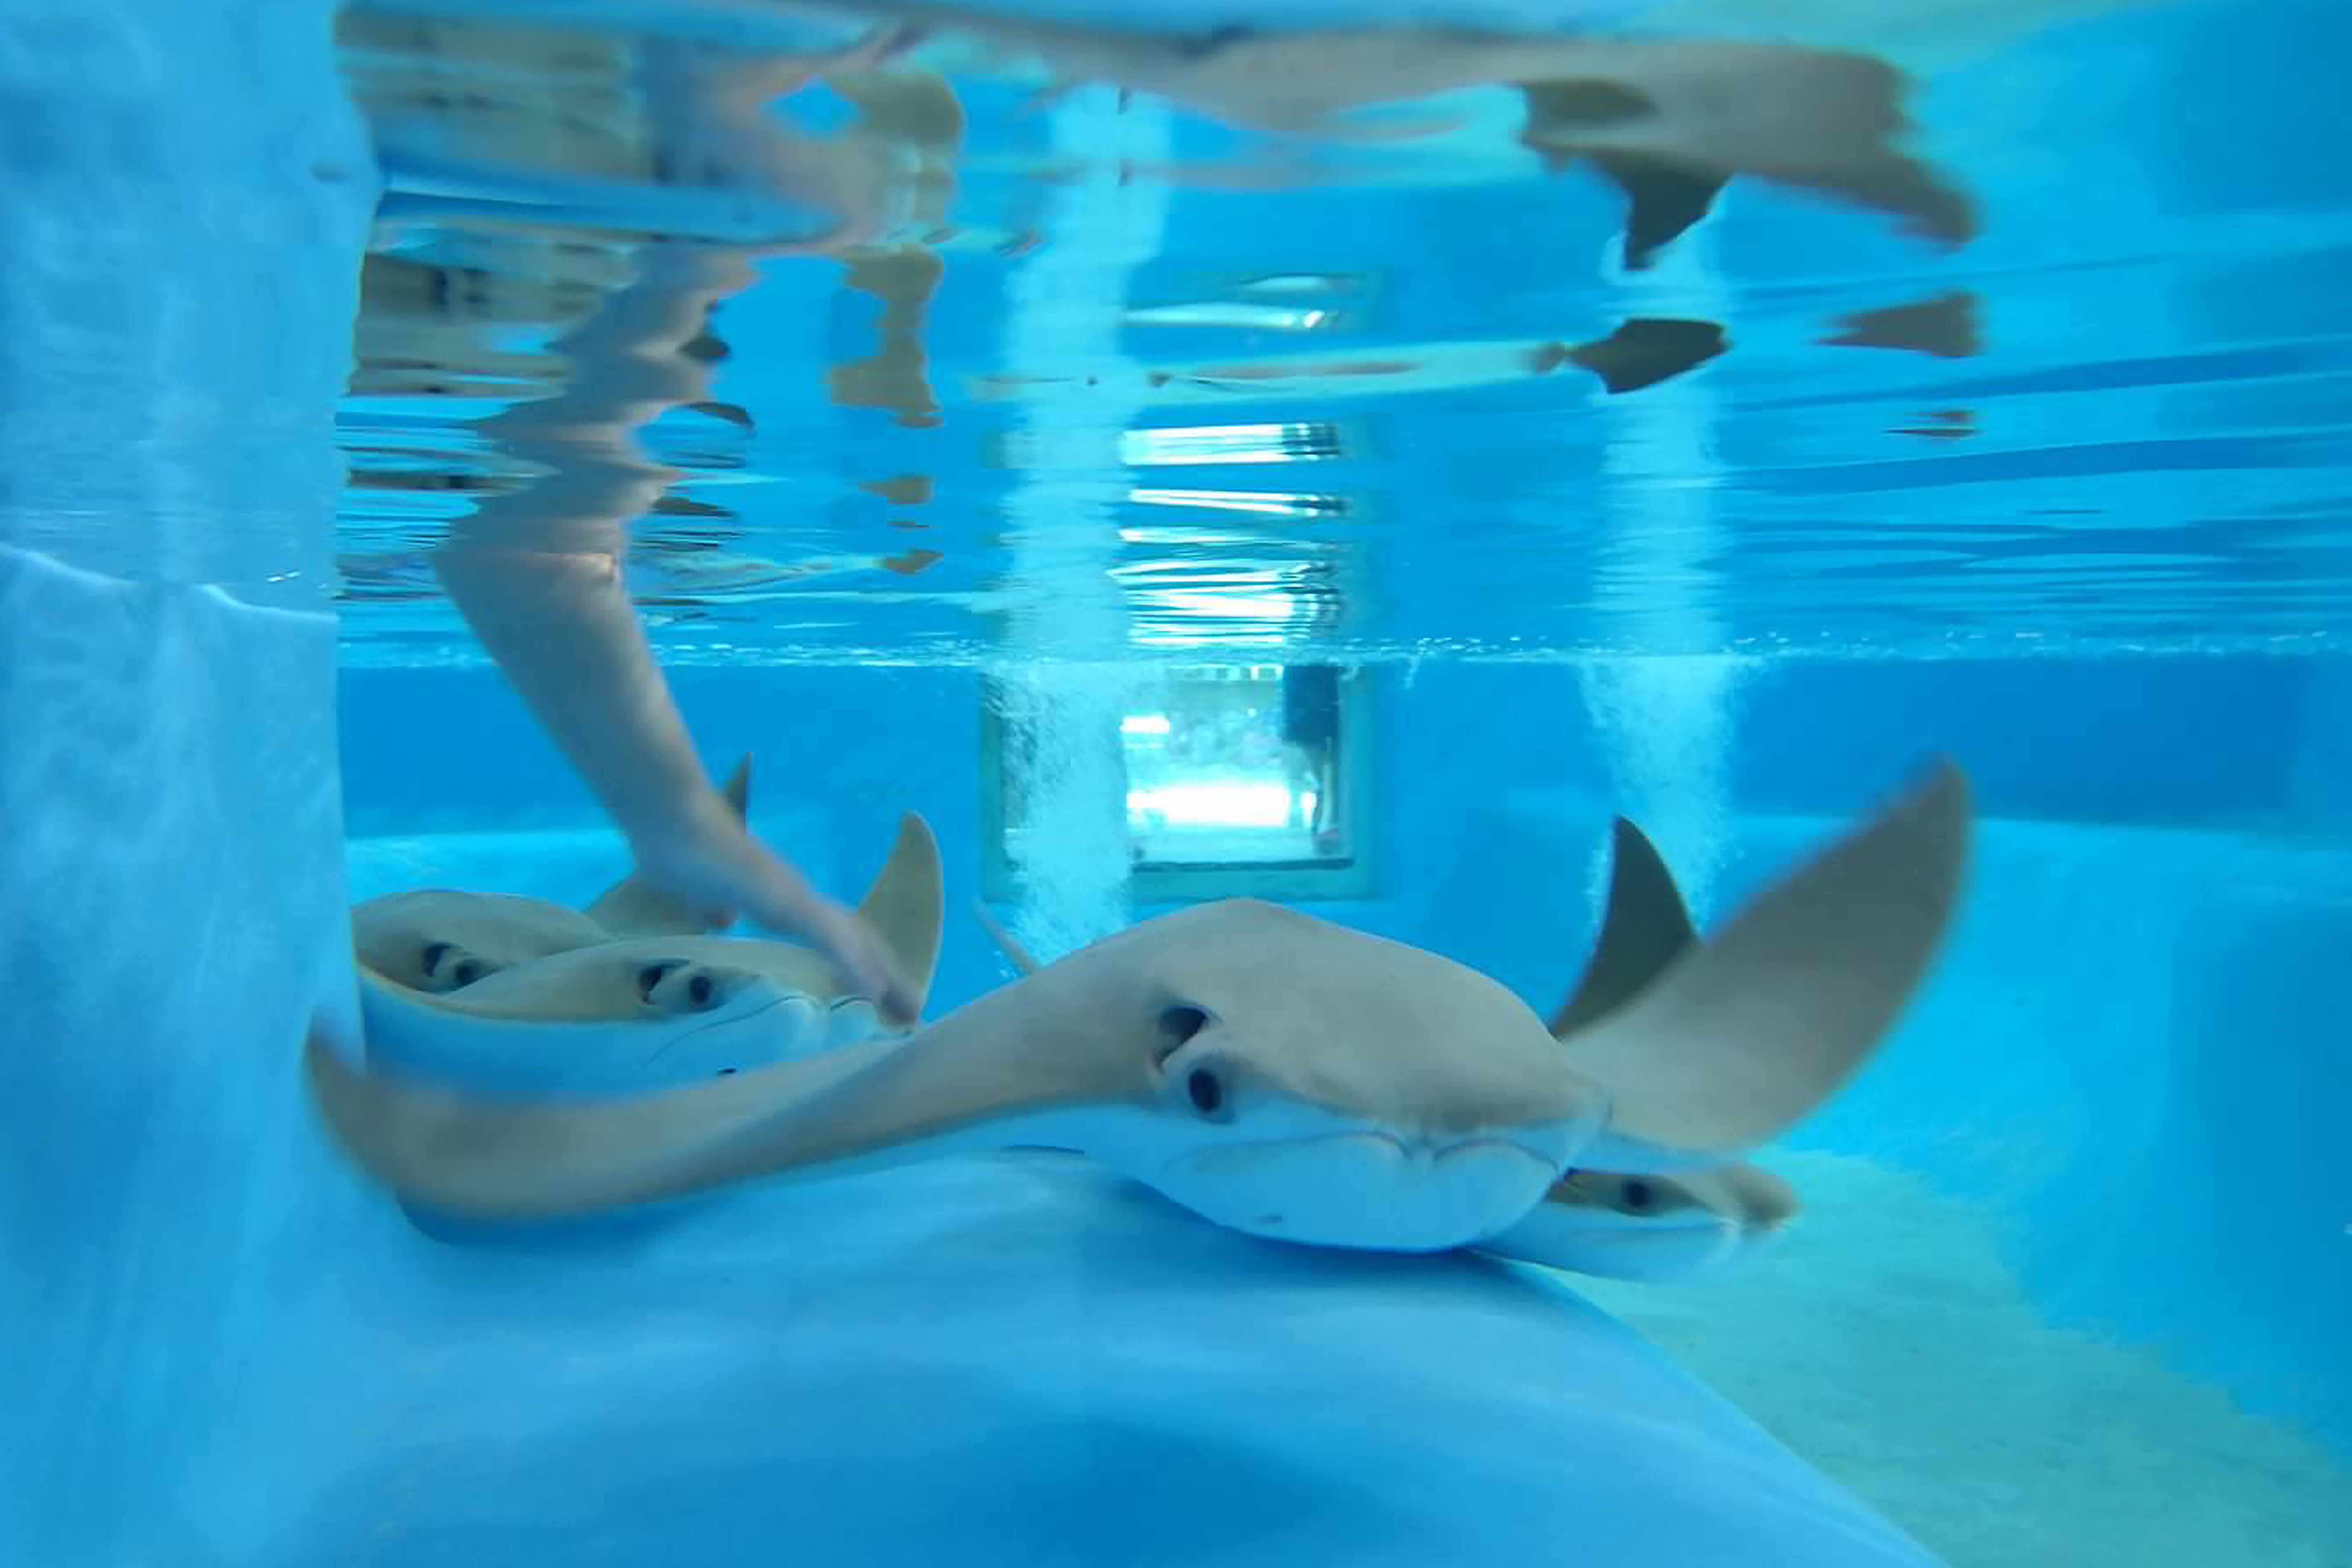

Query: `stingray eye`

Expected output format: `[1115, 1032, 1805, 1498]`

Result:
[1618, 1178, 1657, 1214]
[1155, 1003, 1211, 1061]
[1186, 1065, 1225, 1117]
[637, 960, 683, 1004]
[420, 943, 487, 991]
[640, 961, 724, 1012]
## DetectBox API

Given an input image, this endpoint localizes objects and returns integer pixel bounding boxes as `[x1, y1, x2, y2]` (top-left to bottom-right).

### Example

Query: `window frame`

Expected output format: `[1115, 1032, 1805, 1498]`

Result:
[978, 664, 1377, 904]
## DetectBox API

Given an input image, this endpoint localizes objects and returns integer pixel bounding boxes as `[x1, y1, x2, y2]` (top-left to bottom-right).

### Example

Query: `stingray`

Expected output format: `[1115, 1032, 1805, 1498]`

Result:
[352, 809, 944, 1094]
[972, 819, 1800, 1284]
[1474, 813, 1807, 1282]
[1490, 1164, 1801, 1284]
[305, 760, 1970, 1254]
[349, 756, 755, 994]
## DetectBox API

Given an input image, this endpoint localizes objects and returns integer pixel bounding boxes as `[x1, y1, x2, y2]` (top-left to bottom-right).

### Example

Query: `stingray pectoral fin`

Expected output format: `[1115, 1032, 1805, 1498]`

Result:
[1548, 815, 1697, 1039]
[307, 1018, 900, 1218]
[1564, 758, 1972, 1169]
[971, 898, 1043, 977]
[857, 811, 945, 1007]
[716, 753, 752, 817]
[584, 753, 756, 937]
[306, 971, 1078, 1219]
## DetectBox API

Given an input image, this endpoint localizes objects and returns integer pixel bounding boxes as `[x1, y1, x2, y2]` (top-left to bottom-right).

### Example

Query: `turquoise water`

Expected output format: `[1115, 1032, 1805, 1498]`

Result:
[332, 0, 2352, 664]
[6, 1, 2350, 1564]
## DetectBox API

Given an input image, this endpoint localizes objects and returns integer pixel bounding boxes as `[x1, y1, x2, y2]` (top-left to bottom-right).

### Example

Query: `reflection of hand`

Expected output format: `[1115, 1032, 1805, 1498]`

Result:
[628, 793, 921, 1029]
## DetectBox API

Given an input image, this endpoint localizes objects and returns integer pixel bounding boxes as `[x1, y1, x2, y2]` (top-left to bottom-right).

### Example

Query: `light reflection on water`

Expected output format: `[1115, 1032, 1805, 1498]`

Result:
[329, 0, 2352, 662]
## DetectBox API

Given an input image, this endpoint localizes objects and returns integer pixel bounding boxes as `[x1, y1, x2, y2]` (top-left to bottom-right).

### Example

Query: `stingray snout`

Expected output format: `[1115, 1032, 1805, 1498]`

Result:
[1140, 1089, 1606, 1254]
[1151, 1127, 1577, 1253]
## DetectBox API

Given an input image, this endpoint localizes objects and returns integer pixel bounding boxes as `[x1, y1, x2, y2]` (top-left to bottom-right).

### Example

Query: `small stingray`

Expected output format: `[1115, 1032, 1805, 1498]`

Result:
[351, 755, 754, 994]
[1492, 1163, 1801, 1284]
[350, 892, 611, 995]
[306, 761, 1970, 1255]
[354, 810, 943, 1094]
[1821, 291, 1982, 359]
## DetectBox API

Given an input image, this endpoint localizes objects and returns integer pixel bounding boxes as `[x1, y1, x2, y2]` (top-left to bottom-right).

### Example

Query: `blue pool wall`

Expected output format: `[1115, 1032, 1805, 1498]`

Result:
[339, 651, 2352, 1455]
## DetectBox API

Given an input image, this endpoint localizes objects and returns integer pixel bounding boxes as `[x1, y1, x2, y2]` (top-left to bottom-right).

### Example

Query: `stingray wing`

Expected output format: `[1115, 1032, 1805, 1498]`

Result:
[308, 942, 1125, 1219]
[857, 811, 945, 1009]
[1548, 815, 1698, 1039]
[584, 754, 753, 937]
[1563, 759, 1971, 1170]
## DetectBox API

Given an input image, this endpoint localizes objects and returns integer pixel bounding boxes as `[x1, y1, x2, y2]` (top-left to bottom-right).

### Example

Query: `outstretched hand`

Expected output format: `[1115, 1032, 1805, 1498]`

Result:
[628, 793, 921, 1029]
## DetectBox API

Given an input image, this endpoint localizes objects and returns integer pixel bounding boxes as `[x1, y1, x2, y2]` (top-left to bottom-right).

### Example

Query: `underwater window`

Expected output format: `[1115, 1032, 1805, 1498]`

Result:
[982, 662, 1374, 903]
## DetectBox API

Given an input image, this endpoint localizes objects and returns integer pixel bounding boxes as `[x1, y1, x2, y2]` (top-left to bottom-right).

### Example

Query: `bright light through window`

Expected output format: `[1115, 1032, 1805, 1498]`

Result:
[1117, 423, 1346, 467]
[1126, 488, 1349, 517]
[986, 663, 1368, 902]
[1126, 782, 1299, 828]
[1112, 665, 1350, 864]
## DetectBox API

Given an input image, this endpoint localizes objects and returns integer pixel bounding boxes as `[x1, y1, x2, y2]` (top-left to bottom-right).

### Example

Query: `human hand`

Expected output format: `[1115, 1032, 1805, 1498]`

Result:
[628, 795, 922, 1029]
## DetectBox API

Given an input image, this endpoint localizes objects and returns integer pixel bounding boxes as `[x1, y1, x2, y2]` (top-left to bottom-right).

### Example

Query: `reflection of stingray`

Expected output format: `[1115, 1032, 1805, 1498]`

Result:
[1533, 318, 1730, 394]
[1574, 150, 1728, 273]
[889, 11, 1971, 269]
[1112, 316, 1727, 403]
[1517, 45, 1973, 268]
[680, 399, 752, 428]
[649, 493, 736, 522]
[860, 473, 935, 505]
[1890, 409, 1977, 439]
[1823, 291, 1981, 358]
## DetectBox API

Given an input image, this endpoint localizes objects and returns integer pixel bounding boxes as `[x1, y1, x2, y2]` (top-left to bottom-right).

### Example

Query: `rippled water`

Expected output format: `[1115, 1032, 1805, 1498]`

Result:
[328, 0, 2352, 664]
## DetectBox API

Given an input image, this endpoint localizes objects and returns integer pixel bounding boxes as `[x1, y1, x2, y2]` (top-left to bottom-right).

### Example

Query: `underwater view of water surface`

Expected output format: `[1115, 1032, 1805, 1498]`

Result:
[4, 0, 2350, 1564]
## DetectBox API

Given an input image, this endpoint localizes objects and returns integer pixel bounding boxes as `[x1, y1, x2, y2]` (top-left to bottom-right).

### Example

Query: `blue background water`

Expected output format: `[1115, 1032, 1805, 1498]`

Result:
[331, 0, 2352, 663]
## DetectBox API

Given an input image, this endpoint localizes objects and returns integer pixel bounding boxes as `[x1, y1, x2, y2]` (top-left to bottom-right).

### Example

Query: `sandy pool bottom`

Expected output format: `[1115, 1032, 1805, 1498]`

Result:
[1571, 1150, 2347, 1568]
